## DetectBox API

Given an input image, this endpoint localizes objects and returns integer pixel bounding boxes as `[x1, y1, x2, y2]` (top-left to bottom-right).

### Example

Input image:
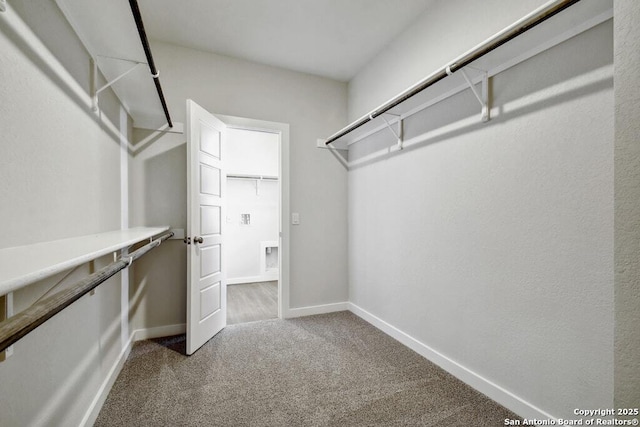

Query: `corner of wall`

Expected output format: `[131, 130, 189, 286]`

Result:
[613, 0, 640, 410]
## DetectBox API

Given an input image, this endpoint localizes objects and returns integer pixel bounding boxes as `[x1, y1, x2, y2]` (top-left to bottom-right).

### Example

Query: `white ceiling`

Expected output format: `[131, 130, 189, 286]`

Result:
[138, 0, 434, 82]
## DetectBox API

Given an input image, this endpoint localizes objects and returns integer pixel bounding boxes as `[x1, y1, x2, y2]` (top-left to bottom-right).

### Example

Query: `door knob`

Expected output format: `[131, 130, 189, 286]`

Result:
[194, 236, 204, 244]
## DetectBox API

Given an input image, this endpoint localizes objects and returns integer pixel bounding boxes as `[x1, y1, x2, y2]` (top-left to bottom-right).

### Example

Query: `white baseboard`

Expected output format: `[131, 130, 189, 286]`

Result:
[133, 323, 186, 341]
[227, 275, 278, 285]
[227, 275, 263, 285]
[285, 302, 349, 318]
[80, 335, 134, 427]
[83, 307, 551, 425]
[347, 303, 555, 421]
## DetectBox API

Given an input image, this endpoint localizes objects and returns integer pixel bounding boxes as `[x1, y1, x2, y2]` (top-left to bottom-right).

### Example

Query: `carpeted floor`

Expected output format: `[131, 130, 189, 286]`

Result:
[95, 312, 521, 426]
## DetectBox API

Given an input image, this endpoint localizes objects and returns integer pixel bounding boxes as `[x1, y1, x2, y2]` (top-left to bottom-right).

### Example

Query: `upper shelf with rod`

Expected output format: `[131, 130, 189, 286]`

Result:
[0, 228, 174, 354]
[54, 0, 174, 131]
[321, 0, 612, 152]
[0, 227, 170, 296]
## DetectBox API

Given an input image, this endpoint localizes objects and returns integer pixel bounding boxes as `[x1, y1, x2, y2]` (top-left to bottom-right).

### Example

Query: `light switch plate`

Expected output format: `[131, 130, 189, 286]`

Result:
[292, 212, 300, 225]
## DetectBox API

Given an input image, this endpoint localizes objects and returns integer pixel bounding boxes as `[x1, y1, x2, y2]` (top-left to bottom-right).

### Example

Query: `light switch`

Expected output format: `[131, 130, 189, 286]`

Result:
[292, 212, 300, 225]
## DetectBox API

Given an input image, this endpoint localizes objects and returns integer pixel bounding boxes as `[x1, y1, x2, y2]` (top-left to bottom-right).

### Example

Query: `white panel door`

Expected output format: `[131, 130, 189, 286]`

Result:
[186, 99, 227, 355]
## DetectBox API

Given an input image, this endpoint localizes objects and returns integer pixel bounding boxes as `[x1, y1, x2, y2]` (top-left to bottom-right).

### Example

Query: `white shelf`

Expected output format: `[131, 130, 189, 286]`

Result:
[55, 0, 168, 130]
[0, 227, 170, 295]
[326, 0, 613, 150]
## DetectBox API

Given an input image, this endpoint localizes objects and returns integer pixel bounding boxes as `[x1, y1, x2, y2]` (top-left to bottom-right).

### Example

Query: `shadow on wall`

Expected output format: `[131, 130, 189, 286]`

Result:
[349, 22, 613, 170]
[3, 1, 124, 144]
[130, 241, 187, 329]
[0, 256, 123, 426]
[129, 125, 188, 330]
[143, 143, 187, 227]
[129, 127, 167, 156]
[350, 73, 612, 170]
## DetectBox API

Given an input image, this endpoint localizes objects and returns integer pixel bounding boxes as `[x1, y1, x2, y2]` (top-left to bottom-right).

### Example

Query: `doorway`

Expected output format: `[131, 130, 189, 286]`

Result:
[217, 115, 289, 324]
[224, 127, 279, 324]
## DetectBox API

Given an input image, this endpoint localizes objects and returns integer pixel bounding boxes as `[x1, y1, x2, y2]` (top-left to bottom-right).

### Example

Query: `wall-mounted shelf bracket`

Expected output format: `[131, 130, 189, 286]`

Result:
[452, 66, 490, 122]
[316, 139, 349, 169]
[323, 0, 611, 149]
[380, 113, 404, 151]
[91, 57, 146, 112]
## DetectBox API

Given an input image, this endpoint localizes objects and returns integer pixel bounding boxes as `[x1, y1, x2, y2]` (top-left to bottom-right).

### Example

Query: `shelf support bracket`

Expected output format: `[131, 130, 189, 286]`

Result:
[380, 113, 404, 151]
[459, 68, 490, 122]
[317, 139, 349, 169]
[91, 59, 145, 112]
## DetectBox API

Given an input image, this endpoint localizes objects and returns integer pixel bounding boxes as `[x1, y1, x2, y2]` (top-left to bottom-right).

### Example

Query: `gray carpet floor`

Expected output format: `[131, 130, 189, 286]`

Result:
[95, 312, 521, 426]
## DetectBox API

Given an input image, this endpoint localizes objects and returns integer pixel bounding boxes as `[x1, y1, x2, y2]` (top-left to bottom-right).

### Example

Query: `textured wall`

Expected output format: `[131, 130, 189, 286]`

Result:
[614, 0, 640, 410]
[348, 13, 614, 422]
[0, 1, 127, 426]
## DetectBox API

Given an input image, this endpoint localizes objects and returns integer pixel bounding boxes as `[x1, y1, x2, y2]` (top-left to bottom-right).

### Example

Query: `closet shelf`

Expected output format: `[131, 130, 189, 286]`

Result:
[322, 0, 612, 150]
[55, 0, 172, 130]
[0, 227, 169, 295]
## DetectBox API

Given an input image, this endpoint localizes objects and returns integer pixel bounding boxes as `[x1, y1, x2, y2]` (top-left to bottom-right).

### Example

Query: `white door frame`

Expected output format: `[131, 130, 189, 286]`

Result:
[216, 114, 290, 319]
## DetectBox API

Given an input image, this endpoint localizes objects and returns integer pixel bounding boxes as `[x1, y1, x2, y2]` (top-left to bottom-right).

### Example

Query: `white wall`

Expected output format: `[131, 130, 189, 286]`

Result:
[348, 0, 547, 121]
[226, 128, 279, 177]
[0, 1, 131, 425]
[227, 179, 279, 283]
[129, 40, 348, 329]
[614, 0, 640, 410]
[347, 0, 613, 420]
[226, 128, 280, 283]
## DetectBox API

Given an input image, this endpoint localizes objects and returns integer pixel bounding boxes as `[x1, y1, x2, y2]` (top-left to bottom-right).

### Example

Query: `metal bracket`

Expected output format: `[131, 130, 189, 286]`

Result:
[380, 113, 404, 151]
[91, 56, 146, 112]
[459, 68, 490, 122]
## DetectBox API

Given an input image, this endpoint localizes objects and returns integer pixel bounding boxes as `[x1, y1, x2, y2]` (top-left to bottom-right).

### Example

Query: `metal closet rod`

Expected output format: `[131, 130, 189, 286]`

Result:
[128, 0, 173, 128]
[325, 0, 581, 145]
[0, 232, 174, 353]
[227, 174, 279, 181]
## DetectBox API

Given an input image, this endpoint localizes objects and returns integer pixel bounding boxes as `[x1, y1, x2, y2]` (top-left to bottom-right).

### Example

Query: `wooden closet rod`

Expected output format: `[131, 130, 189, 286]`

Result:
[325, 0, 581, 145]
[0, 232, 173, 353]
